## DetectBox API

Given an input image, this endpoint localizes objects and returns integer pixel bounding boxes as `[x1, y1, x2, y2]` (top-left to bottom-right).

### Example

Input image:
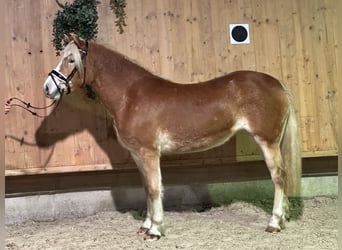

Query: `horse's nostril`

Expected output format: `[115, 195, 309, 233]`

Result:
[45, 85, 49, 93]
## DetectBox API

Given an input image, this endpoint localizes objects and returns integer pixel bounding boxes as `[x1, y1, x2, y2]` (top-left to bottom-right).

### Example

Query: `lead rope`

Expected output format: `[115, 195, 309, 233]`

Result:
[6, 41, 88, 118]
[6, 96, 61, 118]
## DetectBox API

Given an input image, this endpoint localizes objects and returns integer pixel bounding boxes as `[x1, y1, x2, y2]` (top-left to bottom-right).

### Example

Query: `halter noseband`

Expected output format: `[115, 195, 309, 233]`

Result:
[48, 41, 88, 95]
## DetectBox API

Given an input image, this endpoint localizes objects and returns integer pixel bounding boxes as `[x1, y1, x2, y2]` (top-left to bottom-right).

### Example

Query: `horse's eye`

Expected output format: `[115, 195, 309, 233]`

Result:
[68, 58, 75, 64]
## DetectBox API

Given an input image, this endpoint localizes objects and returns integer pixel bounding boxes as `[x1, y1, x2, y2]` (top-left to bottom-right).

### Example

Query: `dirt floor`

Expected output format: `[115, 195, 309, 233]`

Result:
[5, 196, 337, 250]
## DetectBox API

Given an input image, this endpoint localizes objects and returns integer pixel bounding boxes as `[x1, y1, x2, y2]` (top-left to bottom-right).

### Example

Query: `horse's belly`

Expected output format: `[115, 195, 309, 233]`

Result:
[159, 130, 233, 155]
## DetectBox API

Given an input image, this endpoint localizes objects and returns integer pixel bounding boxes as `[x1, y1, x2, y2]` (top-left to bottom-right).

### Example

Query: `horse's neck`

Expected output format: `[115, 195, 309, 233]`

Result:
[87, 44, 149, 117]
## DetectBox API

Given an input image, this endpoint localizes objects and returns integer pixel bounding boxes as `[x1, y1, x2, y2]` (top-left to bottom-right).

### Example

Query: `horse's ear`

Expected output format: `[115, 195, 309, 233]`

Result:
[69, 33, 84, 48]
[64, 34, 71, 43]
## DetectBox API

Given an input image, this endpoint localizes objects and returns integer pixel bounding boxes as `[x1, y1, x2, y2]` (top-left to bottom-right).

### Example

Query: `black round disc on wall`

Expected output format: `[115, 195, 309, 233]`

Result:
[231, 25, 248, 42]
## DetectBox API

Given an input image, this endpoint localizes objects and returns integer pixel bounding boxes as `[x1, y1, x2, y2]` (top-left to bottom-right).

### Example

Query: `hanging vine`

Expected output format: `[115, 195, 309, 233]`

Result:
[109, 0, 127, 34]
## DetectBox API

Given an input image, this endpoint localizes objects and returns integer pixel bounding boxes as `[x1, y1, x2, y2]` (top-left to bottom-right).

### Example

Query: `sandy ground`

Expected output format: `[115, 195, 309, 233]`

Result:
[5, 196, 337, 250]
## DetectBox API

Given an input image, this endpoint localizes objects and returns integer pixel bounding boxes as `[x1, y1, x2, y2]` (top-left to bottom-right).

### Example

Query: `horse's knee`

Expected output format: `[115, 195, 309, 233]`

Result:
[268, 163, 286, 186]
[271, 173, 285, 187]
[146, 186, 162, 200]
[145, 178, 163, 198]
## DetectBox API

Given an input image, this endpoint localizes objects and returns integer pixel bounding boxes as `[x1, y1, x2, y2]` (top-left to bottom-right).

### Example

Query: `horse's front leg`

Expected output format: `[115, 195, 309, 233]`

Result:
[131, 149, 164, 241]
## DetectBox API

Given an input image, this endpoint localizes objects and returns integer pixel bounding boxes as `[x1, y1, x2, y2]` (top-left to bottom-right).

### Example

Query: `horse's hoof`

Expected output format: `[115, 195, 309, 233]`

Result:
[285, 215, 290, 222]
[265, 226, 281, 233]
[137, 227, 148, 235]
[144, 234, 161, 241]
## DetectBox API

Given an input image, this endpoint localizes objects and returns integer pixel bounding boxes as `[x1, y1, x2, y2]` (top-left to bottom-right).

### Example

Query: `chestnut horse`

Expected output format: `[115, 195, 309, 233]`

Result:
[43, 35, 301, 241]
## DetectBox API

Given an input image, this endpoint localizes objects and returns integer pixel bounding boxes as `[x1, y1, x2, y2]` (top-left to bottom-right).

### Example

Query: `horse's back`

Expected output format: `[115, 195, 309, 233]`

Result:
[133, 70, 288, 116]
[136, 70, 285, 98]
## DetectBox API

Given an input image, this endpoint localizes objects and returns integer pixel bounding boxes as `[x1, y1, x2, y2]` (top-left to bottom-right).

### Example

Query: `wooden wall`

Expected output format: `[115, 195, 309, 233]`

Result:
[4, 0, 338, 176]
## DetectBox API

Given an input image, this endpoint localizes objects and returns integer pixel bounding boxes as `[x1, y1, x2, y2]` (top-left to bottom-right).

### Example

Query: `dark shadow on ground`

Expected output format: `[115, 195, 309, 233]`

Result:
[209, 197, 304, 220]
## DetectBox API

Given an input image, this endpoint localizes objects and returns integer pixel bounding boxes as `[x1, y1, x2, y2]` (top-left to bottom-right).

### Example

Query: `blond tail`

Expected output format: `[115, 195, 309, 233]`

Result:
[280, 84, 302, 197]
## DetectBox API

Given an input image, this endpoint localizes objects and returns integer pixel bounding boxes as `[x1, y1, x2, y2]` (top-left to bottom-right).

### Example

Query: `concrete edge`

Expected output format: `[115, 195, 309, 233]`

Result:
[5, 176, 337, 225]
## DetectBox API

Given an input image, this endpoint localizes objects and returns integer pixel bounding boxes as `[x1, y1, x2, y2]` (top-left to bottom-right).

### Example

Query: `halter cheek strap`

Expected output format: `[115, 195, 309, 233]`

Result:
[48, 70, 71, 94]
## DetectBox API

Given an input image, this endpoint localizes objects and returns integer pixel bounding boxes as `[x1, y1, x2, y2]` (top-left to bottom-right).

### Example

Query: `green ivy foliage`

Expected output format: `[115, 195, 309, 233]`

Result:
[110, 0, 127, 34]
[52, 0, 99, 54]
[52, 0, 127, 53]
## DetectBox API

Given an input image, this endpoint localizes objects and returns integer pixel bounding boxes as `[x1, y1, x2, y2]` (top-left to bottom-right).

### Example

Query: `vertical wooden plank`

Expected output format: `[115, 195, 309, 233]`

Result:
[196, 0, 216, 80]
[155, 0, 173, 80]
[251, 0, 281, 77]
[142, 0, 161, 74]
[277, 0, 299, 101]
[167, 0, 192, 82]
[209, 0, 229, 76]
[5, 0, 37, 170]
[309, 0, 338, 152]
[189, 0, 203, 82]
[322, 0, 338, 145]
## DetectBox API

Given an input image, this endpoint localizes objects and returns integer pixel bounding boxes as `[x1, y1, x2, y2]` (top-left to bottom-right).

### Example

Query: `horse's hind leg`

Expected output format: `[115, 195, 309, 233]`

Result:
[257, 140, 289, 233]
[131, 149, 164, 241]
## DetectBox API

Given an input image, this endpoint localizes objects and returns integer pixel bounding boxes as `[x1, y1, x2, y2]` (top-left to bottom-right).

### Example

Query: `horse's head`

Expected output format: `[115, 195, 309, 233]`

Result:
[43, 35, 88, 100]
